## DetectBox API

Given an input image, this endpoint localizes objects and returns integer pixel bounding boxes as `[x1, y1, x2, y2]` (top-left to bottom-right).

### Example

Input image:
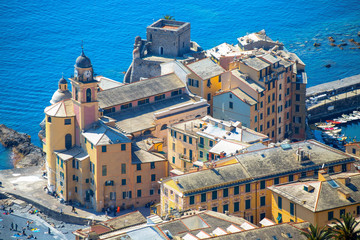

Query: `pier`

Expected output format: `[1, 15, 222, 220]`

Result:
[306, 74, 360, 122]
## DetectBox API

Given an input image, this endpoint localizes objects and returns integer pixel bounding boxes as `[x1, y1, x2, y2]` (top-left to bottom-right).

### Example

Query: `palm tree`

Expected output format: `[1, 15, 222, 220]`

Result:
[163, 15, 175, 20]
[301, 224, 333, 240]
[331, 213, 360, 240]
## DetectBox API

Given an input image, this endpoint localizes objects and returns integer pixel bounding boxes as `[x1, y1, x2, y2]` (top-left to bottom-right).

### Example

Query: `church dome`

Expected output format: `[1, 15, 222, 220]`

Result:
[75, 50, 92, 68]
[59, 76, 67, 84]
[50, 89, 72, 105]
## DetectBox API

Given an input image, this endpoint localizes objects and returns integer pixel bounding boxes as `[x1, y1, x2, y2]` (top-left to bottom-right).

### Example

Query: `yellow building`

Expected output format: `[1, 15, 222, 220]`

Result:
[160, 140, 356, 224]
[167, 116, 270, 173]
[185, 58, 225, 115]
[43, 49, 169, 211]
[269, 171, 360, 227]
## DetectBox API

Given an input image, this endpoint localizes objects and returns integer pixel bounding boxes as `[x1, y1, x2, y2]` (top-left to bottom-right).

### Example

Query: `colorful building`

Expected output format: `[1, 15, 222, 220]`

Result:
[160, 140, 356, 224]
[269, 171, 360, 227]
[44, 50, 185, 211]
[167, 116, 270, 173]
[185, 58, 226, 115]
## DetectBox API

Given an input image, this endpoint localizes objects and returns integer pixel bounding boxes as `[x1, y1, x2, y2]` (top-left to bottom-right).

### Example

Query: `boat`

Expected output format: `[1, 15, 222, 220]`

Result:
[329, 128, 342, 134]
[348, 114, 360, 120]
[337, 136, 347, 141]
[326, 120, 341, 124]
[315, 122, 335, 129]
[333, 118, 347, 124]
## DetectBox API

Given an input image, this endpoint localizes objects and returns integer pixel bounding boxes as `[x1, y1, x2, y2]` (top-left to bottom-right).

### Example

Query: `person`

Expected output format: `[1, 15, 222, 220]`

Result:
[71, 206, 76, 213]
[15, 223, 18, 231]
[60, 208, 63, 214]
[11, 222, 14, 230]
[48, 227, 51, 235]
[22, 227, 26, 236]
[26, 221, 30, 229]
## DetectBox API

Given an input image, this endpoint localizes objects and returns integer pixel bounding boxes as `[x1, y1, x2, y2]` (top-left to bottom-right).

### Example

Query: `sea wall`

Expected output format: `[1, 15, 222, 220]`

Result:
[0, 124, 45, 168]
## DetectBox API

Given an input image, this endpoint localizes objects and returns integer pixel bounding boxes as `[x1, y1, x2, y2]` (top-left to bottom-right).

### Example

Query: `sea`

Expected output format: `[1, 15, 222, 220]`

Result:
[0, 0, 360, 169]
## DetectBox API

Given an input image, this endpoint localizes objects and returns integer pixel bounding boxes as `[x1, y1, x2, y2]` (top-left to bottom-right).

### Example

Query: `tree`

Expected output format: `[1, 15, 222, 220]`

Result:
[331, 213, 360, 240]
[301, 224, 333, 240]
[163, 15, 175, 20]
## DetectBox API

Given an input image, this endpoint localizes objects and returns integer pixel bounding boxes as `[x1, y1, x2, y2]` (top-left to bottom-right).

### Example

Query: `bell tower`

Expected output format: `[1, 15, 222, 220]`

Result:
[70, 47, 99, 133]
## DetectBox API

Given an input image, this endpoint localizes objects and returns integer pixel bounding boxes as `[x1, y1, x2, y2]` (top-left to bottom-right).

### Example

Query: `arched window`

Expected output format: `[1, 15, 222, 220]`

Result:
[86, 88, 92, 102]
[161, 124, 168, 131]
[195, 115, 201, 118]
[75, 88, 78, 101]
[159, 47, 164, 55]
[65, 134, 72, 150]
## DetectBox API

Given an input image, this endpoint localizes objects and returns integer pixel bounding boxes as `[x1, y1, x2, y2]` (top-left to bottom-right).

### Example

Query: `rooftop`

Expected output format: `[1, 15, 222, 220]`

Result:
[165, 140, 355, 193]
[82, 123, 130, 146]
[96, 76, 124, 91]
[103, 95, 207, 134]
[230, 88, 258, 106]
[132, 142, 166, 164]
[148, 19, 189, 31]
[98, 73, 185, 109]
[55, 146, 88, 162]
[157, 210, 256, 239]
[231, 69, 265, 92]
[44, 99, 75, 117]
[269, 173, 360, 212]
[186, 58, 225, 80]
[241, 57, 270, 71]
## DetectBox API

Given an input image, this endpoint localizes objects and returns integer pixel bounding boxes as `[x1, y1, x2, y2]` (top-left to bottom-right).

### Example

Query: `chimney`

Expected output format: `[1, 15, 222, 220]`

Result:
[337, 177, 351, 186]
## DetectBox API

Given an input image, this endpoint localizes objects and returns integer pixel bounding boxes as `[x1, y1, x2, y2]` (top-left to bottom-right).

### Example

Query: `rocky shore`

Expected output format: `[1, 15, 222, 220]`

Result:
[0, 124, 45, 168]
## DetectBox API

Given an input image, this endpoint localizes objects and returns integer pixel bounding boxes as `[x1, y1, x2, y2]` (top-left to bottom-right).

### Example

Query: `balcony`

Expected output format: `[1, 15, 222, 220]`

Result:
[179, 154, 192, 163]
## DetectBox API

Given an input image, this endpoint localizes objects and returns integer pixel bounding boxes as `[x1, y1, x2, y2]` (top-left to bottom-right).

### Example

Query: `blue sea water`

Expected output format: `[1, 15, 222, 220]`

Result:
[0, 0, 360, 169]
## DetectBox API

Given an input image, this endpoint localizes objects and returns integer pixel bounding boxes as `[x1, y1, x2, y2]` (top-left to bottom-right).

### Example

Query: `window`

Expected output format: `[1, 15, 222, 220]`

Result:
[295, 105, 300, 112]
[105, 180, 114, 186]
[260, 125, 263, 131]
[172, 156, 175, 163]
[272, 105, 275, 113]
[278, 127, 281, 134]
[272, 93, 275, 101]
[290, 202, 294, 216]
[151, 174, 156, 181]
[267, 107, 270, 115]
[255, 116, 258, 123]
[86, 88, 92, 102]
[329, 166, 334, 173]
[268, 96, 271, 103]
[279, 94, 281, 101]
[267, 121, 270, 128]
[279, 117, 281, 124]
[102, 165, 107, 176]
[150, 189, 154, 195]
[260, 180, 266, 189]
[121, 144, 126, 151]
[86, 178, 89, 183]
[234, 202, 240, 212]
[155, 94, 165, 101]
[199, 151, 203, 158]
[65, 134, 72, 150]
[189, 150, 193, 161]
[47, 116, 51, 123]
[245, 199, 251, 209]
[234, 186, 239, 195]
[274, 177, 280, 185]
[201, 193, 206, 202]
[161, 124, 167, 130]
[260, 101, 263, 108]
[287, 87, 290, 95]
[342, 164, 347, 172]
[137, 164, 141, 171]
[207, 79, 211, 88]
[65, 119, 71, 125]
[91, 143, 93, 149]
[151, 162, 155, 169]
[287, 76, 290, 83]
[102, 146, 107, 152]
[260, 113, 263, 120]
[352, 148, 356, 154]
[260, 213, 266, 221]
[137, 175, 141, 183]
[328, 211, 334, 220]
[229, 101, 233, 109]
[245, 183, 251, 192]
[121, 163, 126, 174]
[212, 207, 218, 212]
[295, 127, 299, 134]
[229, 94, 232, 98]
[296, 94, 300, 101]
[122, 179, 126, 185]
[183, 135, 187, 143]
[260, 196, 266, 206]
[301, 172, 307, 178]
[138, 98, 149, 105]
[209, 140, 214, 147]
[121, 103, 132, 110]
[207, 93, 211, 101]
[357, 206, 360, 215]
[212, 191, 217, 200]
[223, 204, 229, 213]
[137, 189, 142, 197]
[287, 112, 290, 120]
[75, 187, 77, 193]
[200, 137, 204, 146]
[296, 83, 300, 90]
[255, 104, 258, 111]
[223, 188, 228, 198]
[279, 84, 282, 90]
[190, 196, 195, 205]
[278, 196, 282, 210]
[277, 213, 282, 223]
[288, 174, 294, 182]
[172, 143, 175, 151]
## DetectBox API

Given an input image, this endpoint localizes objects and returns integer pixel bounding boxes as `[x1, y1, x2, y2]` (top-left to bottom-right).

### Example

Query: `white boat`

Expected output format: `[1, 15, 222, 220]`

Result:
[348, 114, 359, 120]
[315, 122, 335, 129]
[333, 118, 347, 123]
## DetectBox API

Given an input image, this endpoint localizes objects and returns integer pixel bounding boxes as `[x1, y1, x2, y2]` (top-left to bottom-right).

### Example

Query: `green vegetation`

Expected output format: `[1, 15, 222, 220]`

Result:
[163, 15, 175, 20]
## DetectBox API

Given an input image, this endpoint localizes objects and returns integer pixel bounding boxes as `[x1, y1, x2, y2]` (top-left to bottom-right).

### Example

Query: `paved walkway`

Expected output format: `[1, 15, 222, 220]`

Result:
[0, 167, 109, 224]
